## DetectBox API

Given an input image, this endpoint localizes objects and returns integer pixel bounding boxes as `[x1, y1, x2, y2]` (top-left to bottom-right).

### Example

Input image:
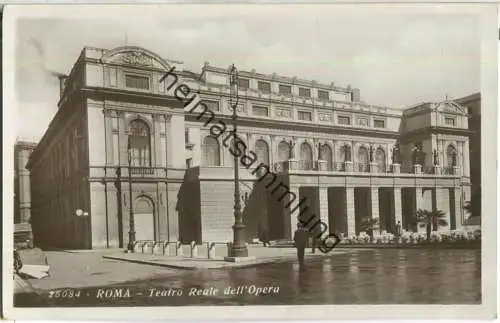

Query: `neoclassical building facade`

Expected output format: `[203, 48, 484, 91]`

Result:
[27, 46, 474, 249]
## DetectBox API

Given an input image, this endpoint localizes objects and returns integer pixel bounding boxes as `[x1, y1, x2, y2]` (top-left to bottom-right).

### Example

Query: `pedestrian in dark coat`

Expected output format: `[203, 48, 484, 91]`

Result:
[294, 223, 309, 267]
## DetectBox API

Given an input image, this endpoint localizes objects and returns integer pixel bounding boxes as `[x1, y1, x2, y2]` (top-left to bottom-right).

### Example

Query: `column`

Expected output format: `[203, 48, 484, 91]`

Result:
[346, 187, 355, 236]
[319, 187, 329, 230]
[393, 187, 403, 225]
[371, 187, 379, 235]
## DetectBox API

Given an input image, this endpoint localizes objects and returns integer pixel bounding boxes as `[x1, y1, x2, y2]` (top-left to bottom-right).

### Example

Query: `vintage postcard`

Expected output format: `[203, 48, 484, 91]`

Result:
[2, 3, 497, 321]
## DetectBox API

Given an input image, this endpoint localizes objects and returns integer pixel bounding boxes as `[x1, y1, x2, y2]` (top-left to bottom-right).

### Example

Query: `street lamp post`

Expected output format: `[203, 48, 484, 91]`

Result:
[127, 136, 136, 252]
[228, 64, 248, 258]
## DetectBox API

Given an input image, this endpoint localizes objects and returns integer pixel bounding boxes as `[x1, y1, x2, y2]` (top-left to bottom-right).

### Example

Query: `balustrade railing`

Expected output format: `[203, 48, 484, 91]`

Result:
[268, 160, 460, 176]
[298, 160, 315, 171]
[356, 163, 370, 173]
[130, 167, 155, 175]
[442, 166, 455, 175]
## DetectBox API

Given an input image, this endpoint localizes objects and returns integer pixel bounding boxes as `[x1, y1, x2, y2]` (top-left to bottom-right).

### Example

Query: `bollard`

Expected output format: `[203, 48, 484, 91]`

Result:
[134, 241, 142, 253]
[163, 242, 169, 256]
[153, 242, 163, 255]
[175, 241, 182, 257]
[190, 241, 198, 258]
[208, 242, 216, 259]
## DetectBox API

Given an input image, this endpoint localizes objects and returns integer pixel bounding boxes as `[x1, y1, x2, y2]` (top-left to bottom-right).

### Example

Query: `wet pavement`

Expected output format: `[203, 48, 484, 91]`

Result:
[15, 249, 481, 306]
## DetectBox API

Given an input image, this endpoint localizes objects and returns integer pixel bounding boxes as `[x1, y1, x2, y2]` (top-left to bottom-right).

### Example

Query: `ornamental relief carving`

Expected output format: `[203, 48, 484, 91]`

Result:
[120, 51, 158, 68]
[226, 104, 247, 114]
[276, 107, 291, 118]
[318, 112, 331, 122]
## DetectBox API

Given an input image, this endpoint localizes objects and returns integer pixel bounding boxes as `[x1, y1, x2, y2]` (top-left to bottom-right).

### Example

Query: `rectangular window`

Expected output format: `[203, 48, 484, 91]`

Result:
[299, 87, 311, 97]
[445, 117, 456, 126]
[258, 81, 271, 93]
[203, 100, 220, 111]
[318, 90, 329, 100]
[298, 111, 313, 121]
[374, 119, 385, 128]
[125, 74, 150, 90]
[357, 118, 369, 127]
[186, 158, 192, 168]
[279, 84, 292, 95]
[252, 105, 269, 117]
[185, 129, 190, 143]
[338, 116, 351, 125]
[238, 78, 250, 89]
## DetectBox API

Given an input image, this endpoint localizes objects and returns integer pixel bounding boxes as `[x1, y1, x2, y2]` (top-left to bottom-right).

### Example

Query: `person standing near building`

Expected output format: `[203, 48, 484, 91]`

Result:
[294, 223, 308, 267]
[395, 221, 402, 243]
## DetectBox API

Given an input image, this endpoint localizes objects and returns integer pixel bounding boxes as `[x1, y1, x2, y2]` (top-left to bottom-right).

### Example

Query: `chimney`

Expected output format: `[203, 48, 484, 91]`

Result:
[58, 75, 68, 99]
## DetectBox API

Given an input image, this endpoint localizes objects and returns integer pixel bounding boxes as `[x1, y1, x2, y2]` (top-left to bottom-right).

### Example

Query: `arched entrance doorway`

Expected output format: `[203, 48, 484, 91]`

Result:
[134, 196, 155, 241]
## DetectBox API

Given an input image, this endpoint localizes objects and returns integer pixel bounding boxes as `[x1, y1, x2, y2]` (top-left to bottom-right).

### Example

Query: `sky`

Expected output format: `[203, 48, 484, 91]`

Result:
[12, 4, 481, 142]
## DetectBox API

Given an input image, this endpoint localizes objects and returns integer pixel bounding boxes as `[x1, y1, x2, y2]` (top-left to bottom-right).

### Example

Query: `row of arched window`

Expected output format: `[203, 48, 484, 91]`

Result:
[201, 136, 388, 170]
[127, 118, 460, 169]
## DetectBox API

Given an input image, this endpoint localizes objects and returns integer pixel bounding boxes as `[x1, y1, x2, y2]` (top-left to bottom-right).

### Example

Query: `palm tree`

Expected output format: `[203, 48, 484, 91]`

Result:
[415, 209, 448, 240]
[360, 217, 380, 237]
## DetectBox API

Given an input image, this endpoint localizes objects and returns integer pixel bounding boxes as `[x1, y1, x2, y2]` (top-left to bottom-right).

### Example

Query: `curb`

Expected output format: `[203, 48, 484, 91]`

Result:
[102, 252, 339, 270]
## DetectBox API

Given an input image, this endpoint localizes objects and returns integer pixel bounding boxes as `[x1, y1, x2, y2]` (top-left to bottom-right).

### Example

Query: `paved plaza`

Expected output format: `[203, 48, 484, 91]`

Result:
[15, 247, 480, 306]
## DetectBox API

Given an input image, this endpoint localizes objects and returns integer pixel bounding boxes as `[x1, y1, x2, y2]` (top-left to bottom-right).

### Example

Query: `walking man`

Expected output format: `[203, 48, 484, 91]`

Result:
[294, 222, 308, 267]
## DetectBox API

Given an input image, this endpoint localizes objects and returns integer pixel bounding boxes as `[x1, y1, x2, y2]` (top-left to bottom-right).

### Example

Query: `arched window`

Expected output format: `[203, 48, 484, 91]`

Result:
[447, 144, 457, 167]
[255, 139, 270, 165]
[320, 144, 333, 170]
[128, 119, 151, 167]
[202, 136, 220, 166]
[358, 146, 369, 172]
[300, 142, 313, 170]
[278, 141, 290, 162]
[375, 148, 386, 172]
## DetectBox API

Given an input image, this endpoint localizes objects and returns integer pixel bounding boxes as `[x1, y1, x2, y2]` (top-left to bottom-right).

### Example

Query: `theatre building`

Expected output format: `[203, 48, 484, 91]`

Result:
[27, 46, 474, 249]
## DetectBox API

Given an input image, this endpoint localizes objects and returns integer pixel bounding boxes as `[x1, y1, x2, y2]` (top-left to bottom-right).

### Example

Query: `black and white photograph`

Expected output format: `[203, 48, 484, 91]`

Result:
[2, 3, 497, 321]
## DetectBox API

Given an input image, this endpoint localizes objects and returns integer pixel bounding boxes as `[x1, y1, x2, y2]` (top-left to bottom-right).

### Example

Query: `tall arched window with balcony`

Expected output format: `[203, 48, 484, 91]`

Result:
[320, 144, 333, 171]
[358, 146, 369, 172]
[202, 136, 221, 166]
[447, 144, 457, 167]
[278, 141, 290, 162]
[128, 119, 151, 167]
[300, 142, 313, 170]
[375, 148, 386, 172]
[255, 139, 270, 165]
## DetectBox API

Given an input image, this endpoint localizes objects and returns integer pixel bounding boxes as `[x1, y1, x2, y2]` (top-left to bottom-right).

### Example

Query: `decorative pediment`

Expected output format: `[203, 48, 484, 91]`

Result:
[101, 46, 172, 70]
[434, 101, 467, 115]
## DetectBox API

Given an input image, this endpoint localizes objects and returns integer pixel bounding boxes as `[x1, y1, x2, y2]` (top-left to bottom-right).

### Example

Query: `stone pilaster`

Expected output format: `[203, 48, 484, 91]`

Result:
[415, 187, 423, 211]
[345, 161, 353, 172]
[454, 187, 462, 230]
[393, 187, 402, 226]
[463, 140, 470, 178]
[371, 187, 379, 234]
[346, 187, 355, 236]
[319, 187, 329, 231]
[436, 188, 451, 231]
